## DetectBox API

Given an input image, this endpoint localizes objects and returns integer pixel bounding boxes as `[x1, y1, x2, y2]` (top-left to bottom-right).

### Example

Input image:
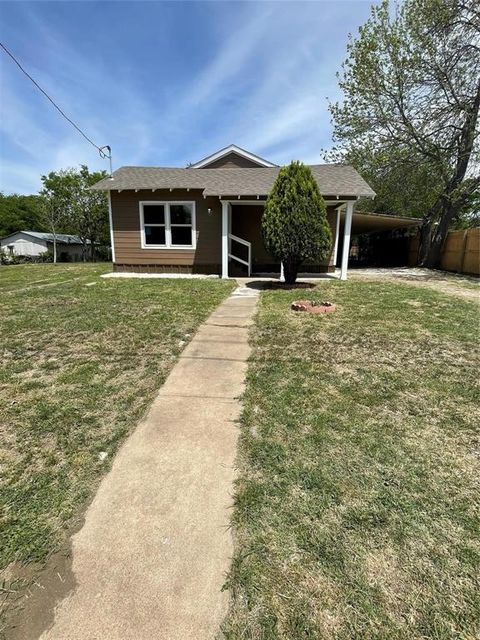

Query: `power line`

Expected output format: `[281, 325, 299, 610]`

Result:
[0, 41, 112, 170]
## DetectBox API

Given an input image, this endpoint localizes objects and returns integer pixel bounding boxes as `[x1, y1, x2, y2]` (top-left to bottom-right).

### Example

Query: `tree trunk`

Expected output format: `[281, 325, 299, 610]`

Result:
[283, 260, 301, 285]
[420, 79, 480, 267]
[419, 194, 464, 268]
[52, 229, 57, 264]
[426, 201, 457, 268]
[417, 217, 434, 267]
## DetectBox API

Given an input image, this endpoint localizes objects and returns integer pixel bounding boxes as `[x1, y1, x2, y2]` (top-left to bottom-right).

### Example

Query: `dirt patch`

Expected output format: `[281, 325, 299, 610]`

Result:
[350, 268, 479, 301]
[1, 521, 80, 640]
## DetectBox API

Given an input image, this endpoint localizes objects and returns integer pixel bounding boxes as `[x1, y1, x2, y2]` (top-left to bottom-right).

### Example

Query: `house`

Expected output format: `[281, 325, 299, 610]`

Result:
[91, 144, 380, 279]
[0, 231, 87, 261]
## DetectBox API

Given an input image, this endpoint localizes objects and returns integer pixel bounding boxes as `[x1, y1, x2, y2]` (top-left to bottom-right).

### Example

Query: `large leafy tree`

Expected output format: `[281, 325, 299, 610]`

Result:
[68, 166, 109, 260]
[339, 147, 442, 219]
[40, 166, 109, 261]
[330, 0, 480, 267]
[262, 161, 332, 284]
[0, 193, 46, 237]
[40, 170, 75, 263]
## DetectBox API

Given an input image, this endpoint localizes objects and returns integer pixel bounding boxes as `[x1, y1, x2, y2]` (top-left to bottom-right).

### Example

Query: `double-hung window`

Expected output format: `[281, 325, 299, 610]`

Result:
[140, 202, 195, 249]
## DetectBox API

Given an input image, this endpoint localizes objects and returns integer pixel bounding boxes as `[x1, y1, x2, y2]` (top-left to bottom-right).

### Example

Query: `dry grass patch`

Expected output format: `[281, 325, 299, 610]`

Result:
[223, 279, 479, 640]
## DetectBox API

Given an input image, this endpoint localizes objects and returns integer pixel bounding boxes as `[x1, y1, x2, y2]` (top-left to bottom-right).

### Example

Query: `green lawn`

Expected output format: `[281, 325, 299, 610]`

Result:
[0, 263, 233, 608]
[223, 279, 479, 639]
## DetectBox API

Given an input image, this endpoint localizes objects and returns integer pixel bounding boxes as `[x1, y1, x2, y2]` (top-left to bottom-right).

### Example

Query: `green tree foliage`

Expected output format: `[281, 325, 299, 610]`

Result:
[68, 166, 110, 260]
[329, 0, 480, 267]
[40, 166, 109, 261]
[451, 184, 480, 229]
[340, 148, 442, 219]
[262, 161, 332, 284]
[0, 193, 46, 237]
[40, 169, 78, 263]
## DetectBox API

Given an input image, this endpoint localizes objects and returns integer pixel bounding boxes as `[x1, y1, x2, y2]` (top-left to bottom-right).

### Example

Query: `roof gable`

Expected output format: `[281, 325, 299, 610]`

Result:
[190, 144, 277, 169]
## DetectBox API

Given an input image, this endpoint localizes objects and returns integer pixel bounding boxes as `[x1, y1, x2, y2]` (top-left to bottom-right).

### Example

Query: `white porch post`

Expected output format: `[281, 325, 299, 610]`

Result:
[332, 205, 341, 268]
[340, 200, 354, 281]
[221, 200, 229, 279]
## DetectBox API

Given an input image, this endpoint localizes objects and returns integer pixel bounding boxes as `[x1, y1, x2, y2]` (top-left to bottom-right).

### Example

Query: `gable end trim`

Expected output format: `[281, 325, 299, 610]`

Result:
[189, 144, 277, 169]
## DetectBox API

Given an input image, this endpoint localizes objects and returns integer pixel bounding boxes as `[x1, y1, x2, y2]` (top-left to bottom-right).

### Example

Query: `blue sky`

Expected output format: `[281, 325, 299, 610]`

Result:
[0, 1, 375, 194]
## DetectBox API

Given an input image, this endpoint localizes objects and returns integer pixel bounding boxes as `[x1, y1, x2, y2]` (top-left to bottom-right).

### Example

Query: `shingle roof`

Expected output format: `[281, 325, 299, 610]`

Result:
[91, 165, 375, 198]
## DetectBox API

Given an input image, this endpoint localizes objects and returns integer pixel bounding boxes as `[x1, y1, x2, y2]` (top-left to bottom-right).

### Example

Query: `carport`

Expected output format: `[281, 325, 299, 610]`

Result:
[334, 210, 422, 270]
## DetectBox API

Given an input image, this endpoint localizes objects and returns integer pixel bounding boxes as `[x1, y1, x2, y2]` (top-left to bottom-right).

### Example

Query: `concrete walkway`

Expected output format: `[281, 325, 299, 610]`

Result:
[40, 285, 259, 640]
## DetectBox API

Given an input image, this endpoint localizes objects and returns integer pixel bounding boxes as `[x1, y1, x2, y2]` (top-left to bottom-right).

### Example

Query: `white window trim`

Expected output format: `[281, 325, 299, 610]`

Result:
[139, 201, 196, 250]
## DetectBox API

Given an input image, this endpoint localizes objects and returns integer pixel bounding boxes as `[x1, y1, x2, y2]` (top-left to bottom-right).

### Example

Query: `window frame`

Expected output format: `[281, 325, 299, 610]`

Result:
[139, 201, 196, 250]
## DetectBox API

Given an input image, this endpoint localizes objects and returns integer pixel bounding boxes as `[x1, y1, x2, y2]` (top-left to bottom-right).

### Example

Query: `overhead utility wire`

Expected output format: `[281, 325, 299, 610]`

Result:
[0, 41, 112, 174]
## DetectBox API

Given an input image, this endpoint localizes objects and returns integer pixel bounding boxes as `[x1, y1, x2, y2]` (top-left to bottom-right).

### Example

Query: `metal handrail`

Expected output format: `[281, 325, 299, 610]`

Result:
[228, 233, 251, 276]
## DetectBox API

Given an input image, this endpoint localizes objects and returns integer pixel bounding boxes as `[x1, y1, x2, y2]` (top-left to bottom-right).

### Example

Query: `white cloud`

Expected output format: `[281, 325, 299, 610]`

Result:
[0, 161, 44, 195]
[0, 1, 374, 193]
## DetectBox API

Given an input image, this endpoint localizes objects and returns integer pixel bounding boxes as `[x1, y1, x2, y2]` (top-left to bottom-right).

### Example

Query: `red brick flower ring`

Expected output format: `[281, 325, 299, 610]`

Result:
[291, 300, 337, 314]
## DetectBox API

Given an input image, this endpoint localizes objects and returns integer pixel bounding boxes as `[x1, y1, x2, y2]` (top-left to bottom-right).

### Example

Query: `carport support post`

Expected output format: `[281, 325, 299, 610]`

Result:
[340, 201, 354, 280]
[221, 201, 229, 279]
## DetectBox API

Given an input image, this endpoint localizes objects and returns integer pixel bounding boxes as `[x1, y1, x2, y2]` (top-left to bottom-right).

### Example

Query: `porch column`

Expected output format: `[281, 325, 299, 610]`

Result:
[340, 200, 354, 280]
[221, 200, 229, 279]
[332, 205, 341, 268]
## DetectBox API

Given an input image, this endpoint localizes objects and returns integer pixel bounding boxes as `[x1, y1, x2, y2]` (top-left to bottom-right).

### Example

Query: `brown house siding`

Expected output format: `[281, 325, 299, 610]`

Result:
[199, 152, 266, 169]
[111, 192, 339, 274]
[111, 189, 222, 273]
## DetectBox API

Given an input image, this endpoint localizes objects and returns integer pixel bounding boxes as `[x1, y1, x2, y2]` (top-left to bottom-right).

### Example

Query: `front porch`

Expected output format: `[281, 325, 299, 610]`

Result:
[220, 199, 355, 280]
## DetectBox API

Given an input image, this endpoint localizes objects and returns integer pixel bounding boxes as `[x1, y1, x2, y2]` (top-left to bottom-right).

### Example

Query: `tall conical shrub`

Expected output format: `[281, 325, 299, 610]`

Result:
[262, 161, 332, 284]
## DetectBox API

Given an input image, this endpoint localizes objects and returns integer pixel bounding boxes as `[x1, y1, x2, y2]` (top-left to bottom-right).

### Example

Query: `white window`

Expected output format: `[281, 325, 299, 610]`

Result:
[139, 202, 196, 249]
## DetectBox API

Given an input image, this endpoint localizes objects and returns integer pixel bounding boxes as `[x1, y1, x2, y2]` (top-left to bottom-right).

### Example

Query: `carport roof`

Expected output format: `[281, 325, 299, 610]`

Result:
[341, 210, 422, 234]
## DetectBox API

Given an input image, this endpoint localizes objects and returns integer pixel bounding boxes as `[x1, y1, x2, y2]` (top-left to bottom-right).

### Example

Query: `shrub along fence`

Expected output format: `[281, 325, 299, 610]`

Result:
[409, 228, 479, 276]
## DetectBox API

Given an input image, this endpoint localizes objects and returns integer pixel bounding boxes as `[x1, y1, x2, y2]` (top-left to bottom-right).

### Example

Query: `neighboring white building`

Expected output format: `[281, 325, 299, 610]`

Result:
[0, 231, 87, 261]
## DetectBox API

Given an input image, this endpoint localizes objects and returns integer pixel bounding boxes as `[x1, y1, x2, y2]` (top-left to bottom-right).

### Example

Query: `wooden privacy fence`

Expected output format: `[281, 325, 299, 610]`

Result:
[409, 228, 480, 276]
[441, 228, 479, 275]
